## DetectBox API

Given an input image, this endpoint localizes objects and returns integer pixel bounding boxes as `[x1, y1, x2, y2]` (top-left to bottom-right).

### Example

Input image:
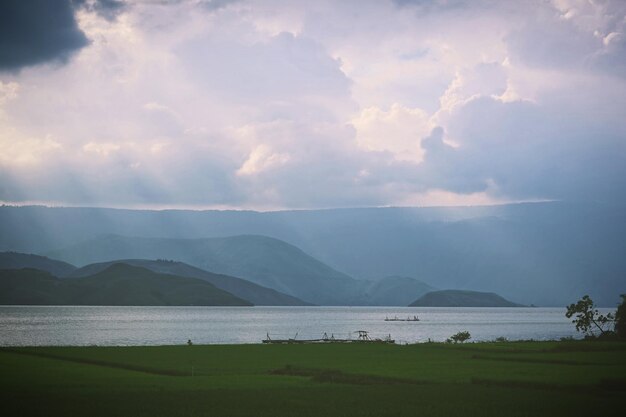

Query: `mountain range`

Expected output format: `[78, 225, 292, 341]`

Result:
[1, 201, 624, 305]
[0, 251, 435, 306]
[48, 235, 436, 305]
[47, 234, 358, 305]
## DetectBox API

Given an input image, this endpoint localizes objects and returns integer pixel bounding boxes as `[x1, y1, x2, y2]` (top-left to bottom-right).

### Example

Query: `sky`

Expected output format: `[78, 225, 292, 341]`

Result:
[0, 0, 625, 210]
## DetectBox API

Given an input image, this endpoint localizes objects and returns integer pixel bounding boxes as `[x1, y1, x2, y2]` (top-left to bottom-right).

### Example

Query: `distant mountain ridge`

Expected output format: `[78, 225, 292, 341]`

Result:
[409, 290, 524, 307]
[357, 276, 436, 306]
[69, 259, 310, 306]
[0, 264, 252, 306]
[0, 252, 76, 277]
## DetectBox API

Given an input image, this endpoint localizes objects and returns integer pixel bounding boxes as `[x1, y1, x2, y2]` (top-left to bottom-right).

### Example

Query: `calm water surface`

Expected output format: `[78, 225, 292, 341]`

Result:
[0, 306, 590, 346]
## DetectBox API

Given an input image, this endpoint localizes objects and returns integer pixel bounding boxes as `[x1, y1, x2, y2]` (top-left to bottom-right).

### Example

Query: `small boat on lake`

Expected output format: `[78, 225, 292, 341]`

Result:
[384, 315, 420, 322]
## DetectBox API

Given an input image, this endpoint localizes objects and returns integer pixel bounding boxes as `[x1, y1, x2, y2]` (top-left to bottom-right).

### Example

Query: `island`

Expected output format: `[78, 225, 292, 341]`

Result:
[409, 290, 524, 307]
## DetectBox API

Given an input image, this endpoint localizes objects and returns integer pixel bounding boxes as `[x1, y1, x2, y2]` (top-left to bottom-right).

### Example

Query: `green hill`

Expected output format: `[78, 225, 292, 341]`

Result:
[0, 252, 76, 276]
[0, 264, 252, 306]
[0, 268, 70, 305]
[70, 259, 310, 306]
[409, 290, 523, 307]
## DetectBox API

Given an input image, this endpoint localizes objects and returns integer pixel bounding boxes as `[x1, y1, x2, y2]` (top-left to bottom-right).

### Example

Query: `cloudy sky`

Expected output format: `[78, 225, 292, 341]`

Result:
[0, 0, 625, 209]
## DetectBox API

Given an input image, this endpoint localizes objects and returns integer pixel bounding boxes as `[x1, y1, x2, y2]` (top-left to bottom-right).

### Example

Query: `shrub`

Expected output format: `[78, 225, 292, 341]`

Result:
[450, 331, 471, 343]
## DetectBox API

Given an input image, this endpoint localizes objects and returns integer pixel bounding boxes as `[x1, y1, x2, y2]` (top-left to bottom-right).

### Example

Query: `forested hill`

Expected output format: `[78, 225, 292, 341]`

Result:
[0, 264, 252, 306]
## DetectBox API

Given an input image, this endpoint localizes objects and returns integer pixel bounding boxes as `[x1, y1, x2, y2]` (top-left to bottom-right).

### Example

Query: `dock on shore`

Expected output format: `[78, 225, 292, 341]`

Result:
[262, 330, 395, 344]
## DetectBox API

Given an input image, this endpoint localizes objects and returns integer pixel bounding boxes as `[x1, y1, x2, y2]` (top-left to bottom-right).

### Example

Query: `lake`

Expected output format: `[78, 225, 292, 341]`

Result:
[0, 306, 600, 346]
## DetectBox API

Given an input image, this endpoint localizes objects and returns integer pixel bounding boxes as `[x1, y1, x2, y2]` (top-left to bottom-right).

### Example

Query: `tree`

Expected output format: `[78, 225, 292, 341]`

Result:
[449, 331, 471, 343]
[565, 295, 614, 337]
[615, 294, 626, 339]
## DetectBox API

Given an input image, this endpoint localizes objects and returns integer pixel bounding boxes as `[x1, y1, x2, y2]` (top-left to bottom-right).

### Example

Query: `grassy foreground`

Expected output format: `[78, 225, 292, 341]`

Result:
[1, 341, 625, 417]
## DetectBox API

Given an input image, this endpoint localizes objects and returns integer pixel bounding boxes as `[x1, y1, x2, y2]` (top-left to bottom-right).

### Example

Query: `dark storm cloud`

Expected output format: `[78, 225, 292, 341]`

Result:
[0, 0, 89, 71]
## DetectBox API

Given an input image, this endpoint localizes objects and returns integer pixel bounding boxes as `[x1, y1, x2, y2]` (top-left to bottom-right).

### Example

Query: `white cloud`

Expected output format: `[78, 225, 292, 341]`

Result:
[352, 104, 432, 163]
[82, 142, 122, 156]
[394, 188, 514, 208]
[237, 144, 291, 176]
[0, 81, 19, 106]
[0, 135, 62, 166]
[438, 62, 508, 114]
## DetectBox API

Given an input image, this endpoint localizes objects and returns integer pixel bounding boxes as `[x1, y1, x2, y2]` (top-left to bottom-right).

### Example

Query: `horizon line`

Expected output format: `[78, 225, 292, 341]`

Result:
[0, 199, 559, 213]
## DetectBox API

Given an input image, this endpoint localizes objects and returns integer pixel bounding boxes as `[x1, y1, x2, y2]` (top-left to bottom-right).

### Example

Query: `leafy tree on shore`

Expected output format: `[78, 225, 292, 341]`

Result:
[565, 295, 615, 337]
[615, 294, 626, 338]
[448, 331, 471, 343]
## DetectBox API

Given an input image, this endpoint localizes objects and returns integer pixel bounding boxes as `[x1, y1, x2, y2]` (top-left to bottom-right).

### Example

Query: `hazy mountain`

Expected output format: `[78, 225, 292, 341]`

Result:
[409, 290, 524, 307]
[70, 259, 310, 306]
[0, 264, 251, 306]
[356, 276, 436, 306]
[2, 202, 625, 305]
[48, 235, 357, 305]
[0, 251, 76, 276]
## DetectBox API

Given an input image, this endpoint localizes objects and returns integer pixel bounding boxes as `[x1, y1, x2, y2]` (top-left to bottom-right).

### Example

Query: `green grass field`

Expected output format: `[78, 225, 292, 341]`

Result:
[1, 341, 625, 416]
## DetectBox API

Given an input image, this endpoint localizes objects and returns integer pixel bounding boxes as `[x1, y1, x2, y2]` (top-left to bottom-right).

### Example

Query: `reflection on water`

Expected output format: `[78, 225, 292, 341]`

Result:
[0, 306, 590, 346]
